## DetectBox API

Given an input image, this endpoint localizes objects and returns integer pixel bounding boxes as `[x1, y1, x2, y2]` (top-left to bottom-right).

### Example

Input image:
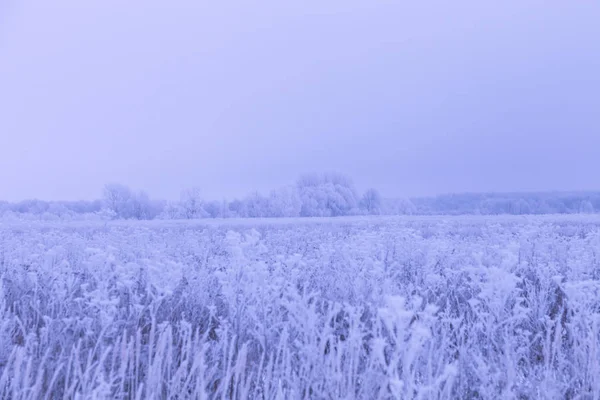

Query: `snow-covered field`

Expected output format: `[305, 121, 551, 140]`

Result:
[1, 216, 600, 399]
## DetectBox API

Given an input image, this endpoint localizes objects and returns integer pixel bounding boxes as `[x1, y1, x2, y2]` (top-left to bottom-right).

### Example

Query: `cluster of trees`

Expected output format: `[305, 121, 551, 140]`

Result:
[101, 184, 165, 220]
[159, 174, 382, 219]
[0, 185, 165, 221]
[1, 174, 599, 221]
[0, 174, 381, 221]
[0, 199, 104, 221]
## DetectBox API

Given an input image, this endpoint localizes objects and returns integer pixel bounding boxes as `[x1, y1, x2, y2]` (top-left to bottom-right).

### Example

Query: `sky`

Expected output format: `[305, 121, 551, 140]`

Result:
[0, 0, 599, 201]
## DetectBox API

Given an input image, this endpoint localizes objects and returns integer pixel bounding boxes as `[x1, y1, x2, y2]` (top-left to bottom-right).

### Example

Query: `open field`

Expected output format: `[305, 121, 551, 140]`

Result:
[1, 215, 600, 399]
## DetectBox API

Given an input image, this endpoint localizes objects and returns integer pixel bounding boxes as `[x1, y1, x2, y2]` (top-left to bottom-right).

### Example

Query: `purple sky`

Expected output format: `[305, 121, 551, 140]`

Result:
[1, 0, 599, 201]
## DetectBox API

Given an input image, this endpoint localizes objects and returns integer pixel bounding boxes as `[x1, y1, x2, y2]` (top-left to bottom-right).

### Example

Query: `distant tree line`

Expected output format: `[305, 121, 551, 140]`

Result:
[410, 192, 597, 215]
[0, 174, 598, 221]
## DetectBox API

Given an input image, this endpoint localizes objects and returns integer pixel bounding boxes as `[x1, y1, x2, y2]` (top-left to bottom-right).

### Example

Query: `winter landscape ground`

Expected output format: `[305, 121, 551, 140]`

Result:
[1, 215, 600, 399]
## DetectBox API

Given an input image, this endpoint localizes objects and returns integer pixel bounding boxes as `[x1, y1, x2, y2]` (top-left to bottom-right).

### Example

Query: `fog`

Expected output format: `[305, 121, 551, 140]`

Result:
[1, 0, 598, 201]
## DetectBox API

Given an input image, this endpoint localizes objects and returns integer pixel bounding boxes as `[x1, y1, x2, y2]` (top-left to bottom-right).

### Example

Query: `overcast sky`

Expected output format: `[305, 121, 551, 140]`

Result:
[1, 0, 599, 201]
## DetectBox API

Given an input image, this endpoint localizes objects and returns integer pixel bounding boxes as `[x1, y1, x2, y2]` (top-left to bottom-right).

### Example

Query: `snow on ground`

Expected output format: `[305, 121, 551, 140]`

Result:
[1, 215, 600, 399]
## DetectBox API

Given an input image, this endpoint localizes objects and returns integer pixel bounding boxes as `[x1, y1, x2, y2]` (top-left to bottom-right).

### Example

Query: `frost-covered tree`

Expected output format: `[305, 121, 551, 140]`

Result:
[244, 192, 269, 218]
[203, 200, 230, 218]
[228, 199, 246, 218]
[579, 200, 594, 214]
[129, 191, 163, 220]
[382, 197, 416, 215]
[158, 201, 184, 219]
[297, 173, 359, 217]
[12, 199, 49, 214]
[360, 188, 382, 215]
[102, 184, 161, 219]
[268, 186, 301, 217]
[103, 183, 133, 218]
[219, 200, 232, 218]
[130, 191, 149, 219]
[180, 187, 206, 219]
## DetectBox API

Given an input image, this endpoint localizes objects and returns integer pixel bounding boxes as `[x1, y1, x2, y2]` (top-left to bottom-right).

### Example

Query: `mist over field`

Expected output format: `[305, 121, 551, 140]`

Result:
[1, 0, 600, 399]
[1, 1, 599, 201]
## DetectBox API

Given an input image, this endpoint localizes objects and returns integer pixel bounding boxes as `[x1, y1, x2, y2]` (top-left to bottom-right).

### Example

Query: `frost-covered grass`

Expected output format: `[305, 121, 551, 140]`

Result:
[1, 216, 600, 399]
